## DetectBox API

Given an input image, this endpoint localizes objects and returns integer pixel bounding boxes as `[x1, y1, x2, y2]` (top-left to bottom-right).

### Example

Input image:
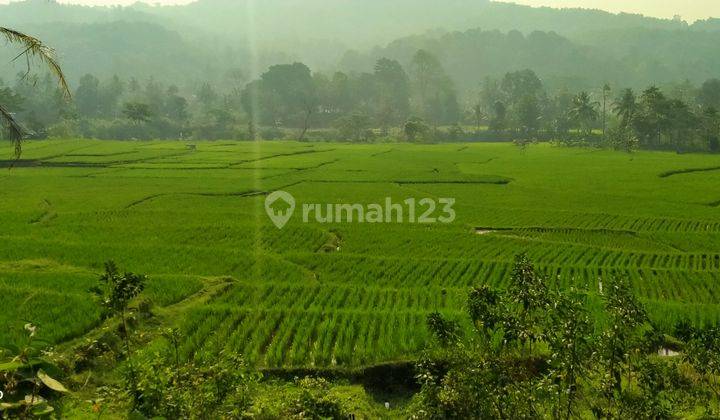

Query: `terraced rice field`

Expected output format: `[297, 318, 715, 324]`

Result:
[1, 139, 720, 367]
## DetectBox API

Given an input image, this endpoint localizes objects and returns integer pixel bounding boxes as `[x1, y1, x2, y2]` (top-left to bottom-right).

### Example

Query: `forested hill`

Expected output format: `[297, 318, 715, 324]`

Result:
[350, 27, 720, 93]
[0, 0, 691, 46]
[2, 0, 720, 91]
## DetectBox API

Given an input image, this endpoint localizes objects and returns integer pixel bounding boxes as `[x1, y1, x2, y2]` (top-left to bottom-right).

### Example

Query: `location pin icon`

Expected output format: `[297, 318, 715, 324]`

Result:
[265, 191, 296, 229]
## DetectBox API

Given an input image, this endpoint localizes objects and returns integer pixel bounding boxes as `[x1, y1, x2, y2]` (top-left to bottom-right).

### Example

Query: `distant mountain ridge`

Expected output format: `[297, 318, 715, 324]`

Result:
[1, 0, 700, 46]
[2, 0, 720, 93]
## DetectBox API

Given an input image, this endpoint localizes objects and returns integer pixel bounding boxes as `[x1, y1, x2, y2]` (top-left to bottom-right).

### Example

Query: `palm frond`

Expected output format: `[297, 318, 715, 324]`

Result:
[0, 27, 70, 98]
[1, 27, 69, 159]
[0, 103, 25, 159]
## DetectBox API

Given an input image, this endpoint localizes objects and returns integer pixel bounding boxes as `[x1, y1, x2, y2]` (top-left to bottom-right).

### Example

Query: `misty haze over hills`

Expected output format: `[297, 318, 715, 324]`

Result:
[2, 0, 720, 95]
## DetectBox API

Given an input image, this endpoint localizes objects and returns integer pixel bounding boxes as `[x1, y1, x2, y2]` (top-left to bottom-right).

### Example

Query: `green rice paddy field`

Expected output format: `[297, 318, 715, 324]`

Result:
[1, 139, 720, 368]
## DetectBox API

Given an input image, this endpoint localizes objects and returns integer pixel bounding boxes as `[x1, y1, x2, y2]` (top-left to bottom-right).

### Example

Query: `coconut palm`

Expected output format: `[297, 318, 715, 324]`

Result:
[612, 88, 636, 128]
[1, 27, 69, 157]
[568, 91, 599, 137]
[602, 83, 611, 138]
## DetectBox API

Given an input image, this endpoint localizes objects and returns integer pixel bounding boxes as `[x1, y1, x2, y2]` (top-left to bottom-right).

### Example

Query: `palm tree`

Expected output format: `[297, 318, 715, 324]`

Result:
[569, 91, 599, 137]
[602, 84, 611, 139]
[612, 88, 636, 128]
[1, 27, 69, 157]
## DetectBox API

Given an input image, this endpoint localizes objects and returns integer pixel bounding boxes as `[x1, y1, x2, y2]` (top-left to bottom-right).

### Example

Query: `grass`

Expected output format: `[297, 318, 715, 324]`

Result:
[1, 139, 720, 367]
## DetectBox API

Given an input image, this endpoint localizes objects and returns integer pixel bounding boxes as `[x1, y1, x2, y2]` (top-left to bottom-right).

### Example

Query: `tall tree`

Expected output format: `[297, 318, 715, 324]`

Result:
[635, 86, 668, 147]
[372, 58, 410, 128]
[665, 98, 698, 152]
[254, 63, 318, 140]
[123, 102, 152, 124]
[549, 89, 574, 137]
[410, 49, 458, 125]
[328, 72, 354, 115]
[516, 94, 541, 135]
[164, 85, 188, 121]
[612, 88, 637, 128]
[489, 101, 507, 132]
[602, 84, 611, 139]
[569, 91, 599, 137]
[197, 82, 218, 109]
[480, 77, 503, 113]
[75, 74, 101, 118]
[144, 77, 165, 115]
[410, 50, 440, 111]
[471, 103, 485, 131]
[701, 106, 720, 152]
[11, 73, 67, 133]
[500, 69, 543, 106]
[100, 75, 125, 118]
[697, 79, 720, 110]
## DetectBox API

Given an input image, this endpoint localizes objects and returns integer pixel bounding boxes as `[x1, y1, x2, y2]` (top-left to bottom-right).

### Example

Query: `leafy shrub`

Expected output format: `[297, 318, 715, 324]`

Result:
[131, 349, 258, 419]
[260, 127, 285, 140]
[285, 377, 347, 419]
[336, 113, 374, 142]
[0, 324, 70, 417]
[404, 117, 430, 142]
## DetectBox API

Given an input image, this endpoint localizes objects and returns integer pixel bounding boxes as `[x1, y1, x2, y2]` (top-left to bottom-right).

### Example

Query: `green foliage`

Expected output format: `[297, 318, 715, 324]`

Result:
[90, 261, 147, 406]
[593, 276, 651, 416]
[373, 58, 411, 126]
[467, 285, 502, 333]
[131, 349, 258, 418]
[410, 50, 460, 125]
[568, 91, 599, 137]
[286, 377, 348, 420]
[414, 351, 539, 419]
[509, 254, 548, 313]
[505, 254, 550, 350]
[608, 124, 639, 153]
[413, 255, 718, 418]
[3, 55, 720, 150]
[545, 289, 593, 419]
[684, 327, 720, 404]
[122, 102, 152, 124]
[335, 113, 373, 142]
[626, 358, 676, 419]
[404, 117, 430, 142]
[413, 258, 549, 418]
[0, 324, 69, 417]
[488, 101, 507, 131]
[91, 261, 146, 318]
[426, 313, 461, 347]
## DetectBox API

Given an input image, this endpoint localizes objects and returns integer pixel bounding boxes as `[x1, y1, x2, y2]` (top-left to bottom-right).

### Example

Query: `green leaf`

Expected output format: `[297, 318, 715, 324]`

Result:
[37, 369, 69, 393]
[31, 403, 55, 416]
[24, 394, 46, 405]
[0, 343, 20, 354]
[0, 361, 23, 372]
[0, 401, 25, 410]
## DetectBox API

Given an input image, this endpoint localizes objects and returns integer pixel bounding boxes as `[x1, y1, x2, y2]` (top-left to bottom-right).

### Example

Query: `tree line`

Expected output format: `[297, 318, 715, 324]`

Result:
[3, 49, 720, 152]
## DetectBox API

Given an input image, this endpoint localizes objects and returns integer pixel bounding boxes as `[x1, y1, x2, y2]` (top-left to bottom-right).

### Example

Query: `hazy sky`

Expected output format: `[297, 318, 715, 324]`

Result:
[0, 0, 717, 22]
[508, 0, 719, 22]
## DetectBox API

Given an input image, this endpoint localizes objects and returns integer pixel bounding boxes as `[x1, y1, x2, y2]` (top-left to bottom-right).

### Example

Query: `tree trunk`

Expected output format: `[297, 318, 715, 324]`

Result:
[602, 92, 607, 139]
[121, 309, 139, 406]
[298, 108, 312, 141]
